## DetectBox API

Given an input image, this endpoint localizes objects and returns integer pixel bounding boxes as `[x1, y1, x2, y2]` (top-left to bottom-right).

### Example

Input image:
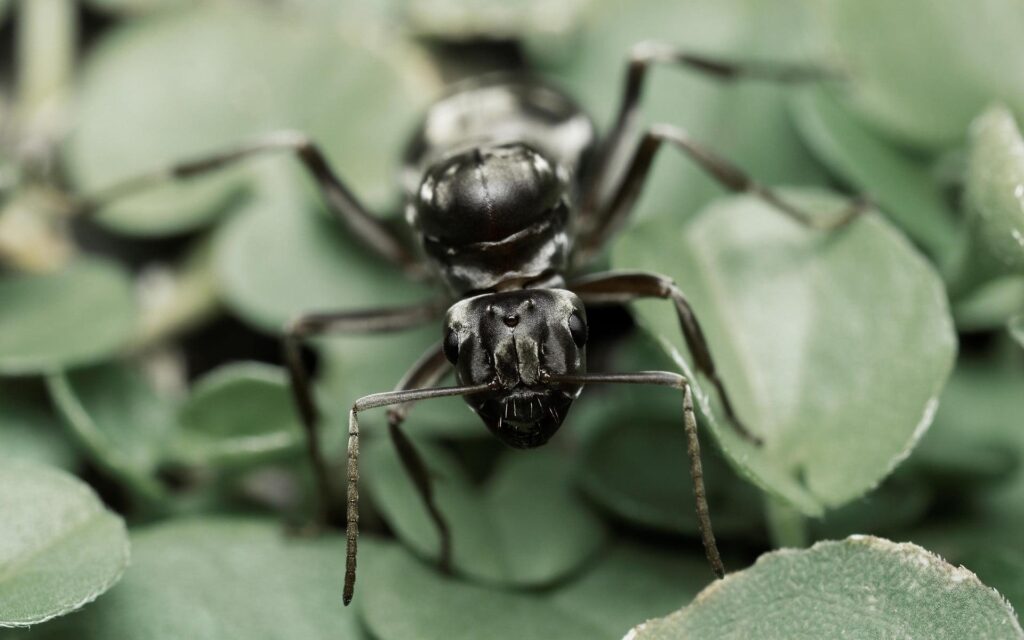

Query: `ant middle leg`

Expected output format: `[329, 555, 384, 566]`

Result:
[570, 270, 761, 445]
[75, 130, 426, 277]
[282, 299, 445, 524]
[382, 344, 456, 574]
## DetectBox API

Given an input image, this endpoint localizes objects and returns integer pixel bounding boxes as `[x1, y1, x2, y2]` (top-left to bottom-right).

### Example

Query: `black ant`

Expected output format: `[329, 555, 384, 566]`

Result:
[81, 42, 865, 604]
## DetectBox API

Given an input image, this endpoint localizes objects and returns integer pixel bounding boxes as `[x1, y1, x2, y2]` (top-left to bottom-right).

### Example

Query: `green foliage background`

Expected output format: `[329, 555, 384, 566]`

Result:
[0, 0, 1023, 638]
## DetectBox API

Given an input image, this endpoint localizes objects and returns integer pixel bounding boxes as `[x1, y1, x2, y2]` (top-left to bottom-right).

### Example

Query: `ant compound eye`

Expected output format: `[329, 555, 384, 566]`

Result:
[443, 328, 461, 364]
[568, 311, 588, 348]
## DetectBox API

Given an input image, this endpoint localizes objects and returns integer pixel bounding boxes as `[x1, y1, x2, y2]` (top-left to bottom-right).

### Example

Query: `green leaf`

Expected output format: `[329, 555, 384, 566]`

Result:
[83, 0, 197, 14]
[791, 86, 958, 259]
[0, 462, 129, 627]
[818, 0, 1024, 150]
[25, 518, 365, 639]
[0, 258, 136, 374]
[628, 536, 1023, 639]
[948, 105, 1024, 296]
[1011, 314, 1024, 349]
[66, 2, 438, 235]
[952, 276, 1024, 331]
[612, 191, 957, 515]
[359, 543, 606, 640]
[47, 363, 176, 501]
[171, 362, 303, 469]
[364, 440, 607, 586]
[529, 0, 828, 229]
[913, 357, 1024, 486]
[0, 382, 77, 470]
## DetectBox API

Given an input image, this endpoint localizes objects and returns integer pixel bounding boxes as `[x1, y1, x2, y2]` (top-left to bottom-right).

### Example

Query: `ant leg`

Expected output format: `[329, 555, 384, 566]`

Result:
[544, 370, 724, 578]
[282, 300, 445, 524]
[579, 41, 841, 219]
[344, 381, 494, 605]
[576, 123, 869, 261]
[383, 345, 456, 574]
[570, 270, 761, 445]
[77, 131, 425, 276]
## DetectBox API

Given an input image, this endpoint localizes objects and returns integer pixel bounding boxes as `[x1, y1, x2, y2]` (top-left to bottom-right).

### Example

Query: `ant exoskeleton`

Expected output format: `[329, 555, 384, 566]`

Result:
[81, 42, 865, 604]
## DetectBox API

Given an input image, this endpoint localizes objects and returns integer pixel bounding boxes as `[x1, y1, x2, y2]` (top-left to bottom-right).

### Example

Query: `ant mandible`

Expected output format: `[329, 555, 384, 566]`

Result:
[82, 42, 865, 604]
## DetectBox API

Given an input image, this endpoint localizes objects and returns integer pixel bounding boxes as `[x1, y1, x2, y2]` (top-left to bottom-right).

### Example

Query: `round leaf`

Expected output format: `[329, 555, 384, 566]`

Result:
[67, 3, 438, 235]
[552, 542, 714, 638]
[0, 258, 136, 374]
[364, 440, 607, 586]
[948, 105, 1024, 295]
[26, 518, 365, 639]
[359, 543, 606, 640]
[792, 86, 958, 259]
[627, 536, 1023, 640]
[47, 363, 176, 500]
[0, 382, 76, 470]
[1011, 314, 1024, 349]
[612, 191, 957, 514]
[0, 462, 129, 627]
[172, 362, 303, 469]
[818, 0, 1024, 150]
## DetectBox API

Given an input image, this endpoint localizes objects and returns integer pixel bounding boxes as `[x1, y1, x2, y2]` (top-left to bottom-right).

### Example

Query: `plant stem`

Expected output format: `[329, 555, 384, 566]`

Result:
[16, 0, 76, 124]
[765, 496, 809, 549]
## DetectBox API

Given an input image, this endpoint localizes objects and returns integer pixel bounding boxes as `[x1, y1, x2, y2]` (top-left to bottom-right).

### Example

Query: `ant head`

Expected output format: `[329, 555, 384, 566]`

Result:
[443, 289, 587, 449]
[412, 142, 572, 293]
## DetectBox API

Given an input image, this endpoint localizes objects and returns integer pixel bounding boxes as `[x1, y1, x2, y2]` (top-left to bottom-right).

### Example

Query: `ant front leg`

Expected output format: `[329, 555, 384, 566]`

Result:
[545, 370, 724, 578]
[76, 131, 426, 277]
[570, 270, 761, 445]
[282, 300, 445, 524]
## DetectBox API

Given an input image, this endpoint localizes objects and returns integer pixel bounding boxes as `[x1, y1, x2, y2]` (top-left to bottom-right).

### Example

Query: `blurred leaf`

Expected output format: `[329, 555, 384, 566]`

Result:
[818, 0, 1024, 150]
[808, 472, 931, 540]
[364, 440, 607, 586]
[358, 543, 605, 640]
[948, 105, 1024, 296]
[0, 258, 136, 374]
[47, 363, 175, 501]
[1011, 314, 1024, 348]
[67, 2, 439, 235]
[530, 0, 828, 229]
[913, 357, 1024, 486]
[404, 0, 590, 41]
[572, 355, 762, 537]
[628, 536, 1023, 640]
[551, 541, 712, 637]
[952, 276, 1024, 331]
[171, 362, 303, 470]
[0, 462, 129, 627]
[613, 191, 957, 515]
[27, 518, 365, 639]
[792, 86, 958, 259]
[84, 0, 197, 14]
[0, 382, 77, 470]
